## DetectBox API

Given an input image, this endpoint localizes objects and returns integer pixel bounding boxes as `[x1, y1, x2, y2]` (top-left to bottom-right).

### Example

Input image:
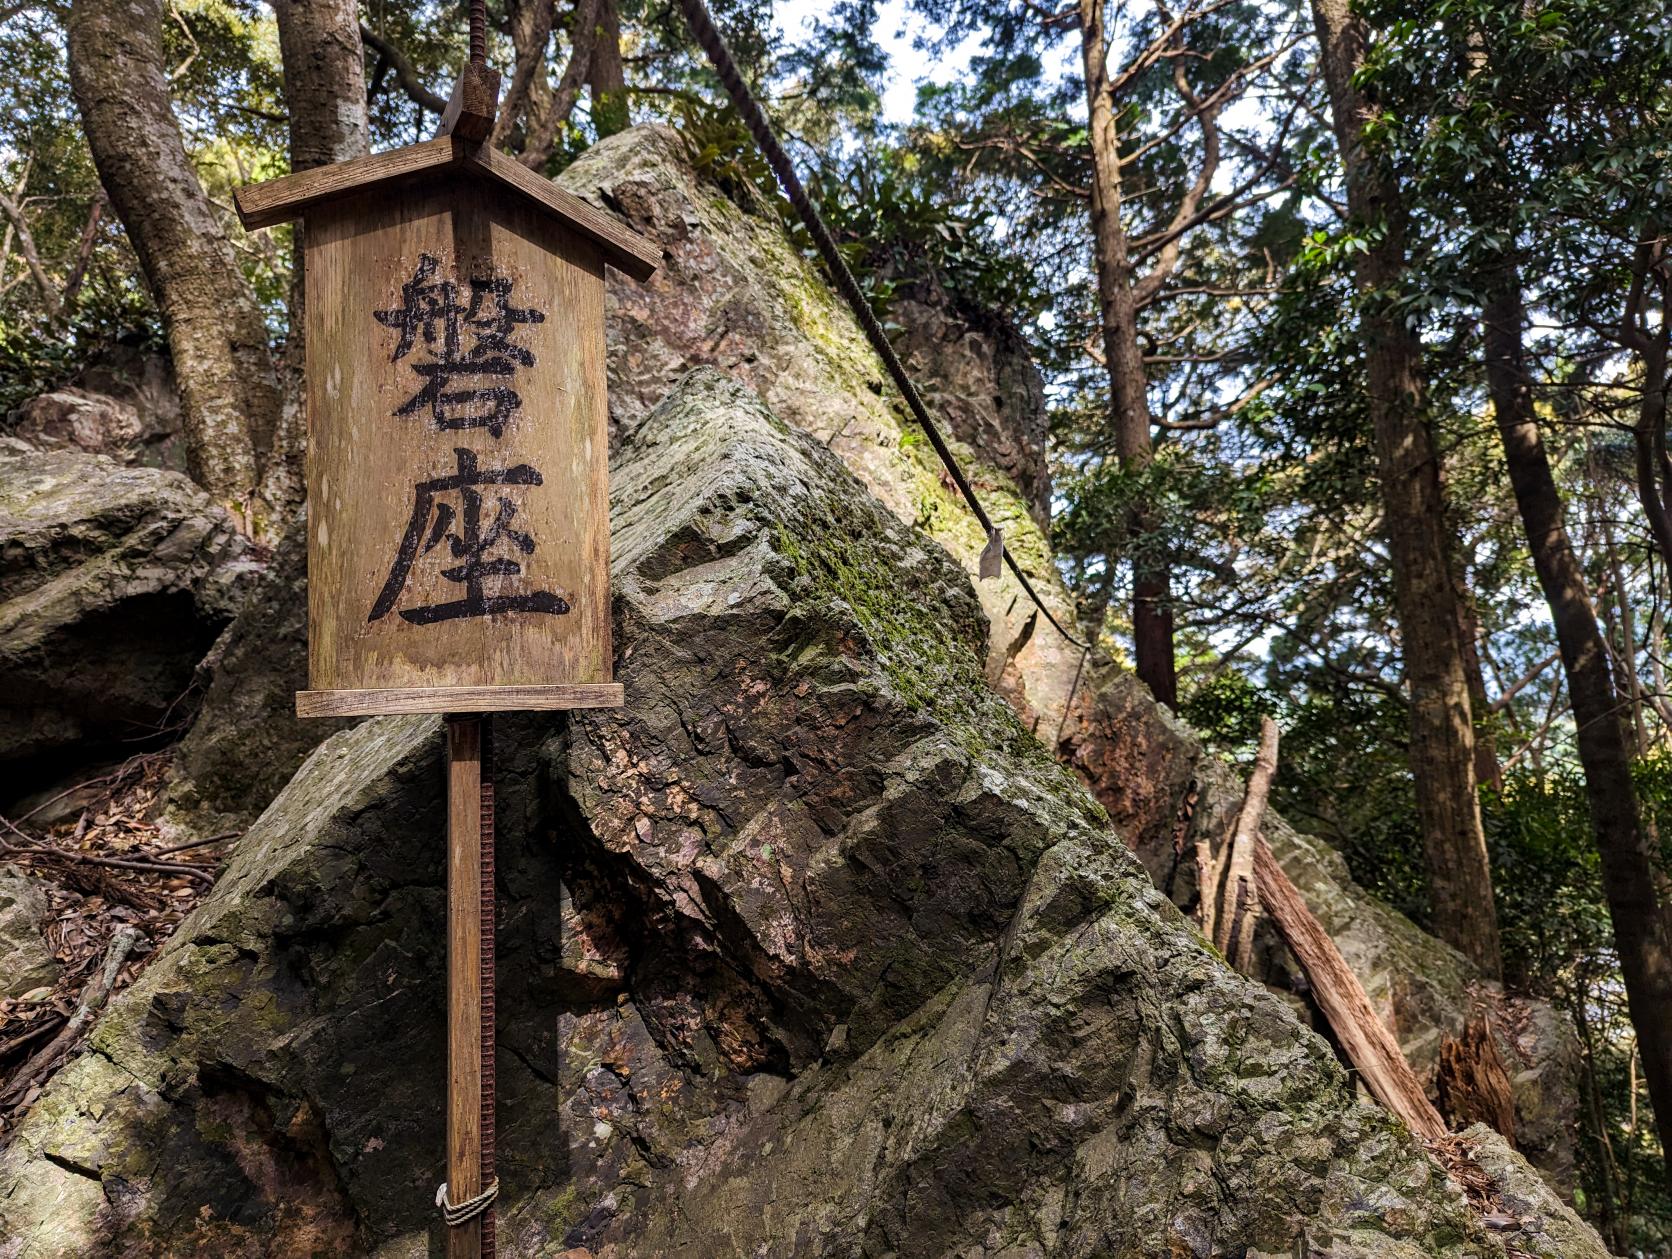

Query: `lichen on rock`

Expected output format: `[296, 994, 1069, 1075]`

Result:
[0, 868, 58, 1001]
[558, 124, 1088, 736]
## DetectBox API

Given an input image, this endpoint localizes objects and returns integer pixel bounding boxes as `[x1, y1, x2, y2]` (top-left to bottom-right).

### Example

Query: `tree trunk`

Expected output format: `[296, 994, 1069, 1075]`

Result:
[517, 0, 600, 170]
[1455, 581, 1504, 792]
[493, 0, 556, 150]
[272, 0, 368, 178]
[587, 0, 628, 138]
[270, 0, 368, 523]
[1077, 0, 1178, 710]
[1485, 274, 1672, 1188]
[1627, 255, 1672, 570]
[1598, 506, 1652, 753]
[68, 0, 283, 521]
[1309, 0, 1501, 977]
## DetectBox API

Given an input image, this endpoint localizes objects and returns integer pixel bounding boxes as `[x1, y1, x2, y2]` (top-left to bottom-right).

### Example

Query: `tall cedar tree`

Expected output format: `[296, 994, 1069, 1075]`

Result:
[1308, 0, 1503, 976]
[915, 0, 1292, 710]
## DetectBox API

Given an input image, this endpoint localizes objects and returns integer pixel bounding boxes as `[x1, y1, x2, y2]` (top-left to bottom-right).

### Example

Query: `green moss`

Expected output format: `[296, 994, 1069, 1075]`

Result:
[770, 492, 1070, 789]
[539, 1181, 587, 1239]
[897, 423, 1053, 575]
[773, 513, 988, 730]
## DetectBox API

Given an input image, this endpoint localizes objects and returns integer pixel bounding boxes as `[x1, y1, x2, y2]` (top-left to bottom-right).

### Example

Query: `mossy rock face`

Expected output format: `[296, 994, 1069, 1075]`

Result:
[559, 124, 1087, 737]
[0, 372, 1602, 1256]
[556, 123, 1583, 1205]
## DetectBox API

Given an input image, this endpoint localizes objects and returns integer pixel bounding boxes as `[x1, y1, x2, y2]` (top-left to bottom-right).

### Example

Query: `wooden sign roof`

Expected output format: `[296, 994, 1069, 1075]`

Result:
[234, 136, 661, 282]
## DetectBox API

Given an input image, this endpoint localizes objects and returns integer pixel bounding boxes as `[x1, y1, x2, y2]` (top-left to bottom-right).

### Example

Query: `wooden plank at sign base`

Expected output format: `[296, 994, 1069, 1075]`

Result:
[296, 684, 624, 718]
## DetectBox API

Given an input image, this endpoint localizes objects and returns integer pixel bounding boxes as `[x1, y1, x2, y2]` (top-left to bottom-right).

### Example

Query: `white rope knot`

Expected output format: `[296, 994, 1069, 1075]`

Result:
[435, 1178, 499, 1227]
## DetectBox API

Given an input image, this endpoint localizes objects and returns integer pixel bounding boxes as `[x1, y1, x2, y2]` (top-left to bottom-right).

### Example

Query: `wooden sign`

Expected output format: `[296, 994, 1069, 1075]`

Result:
[235, 139, 660, 717]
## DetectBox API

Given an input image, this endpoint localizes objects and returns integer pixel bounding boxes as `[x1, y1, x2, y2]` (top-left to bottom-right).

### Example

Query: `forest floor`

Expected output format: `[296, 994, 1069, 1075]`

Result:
[0, 752, 234, 1135]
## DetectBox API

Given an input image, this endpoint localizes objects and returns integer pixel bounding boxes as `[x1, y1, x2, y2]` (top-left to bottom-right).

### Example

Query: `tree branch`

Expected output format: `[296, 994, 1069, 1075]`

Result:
[0, 182, 62, 322]
[493, 0, 557, 147]
[360, 24, 447, 114]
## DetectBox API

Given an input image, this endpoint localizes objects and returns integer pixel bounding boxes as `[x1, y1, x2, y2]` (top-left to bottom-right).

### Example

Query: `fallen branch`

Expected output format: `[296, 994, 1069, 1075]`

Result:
[149, 830, 241, 858]
[0, 830, 216, 884]
[11, 752, 163, 825]
[1194, 830, 1218, 947]
[0, 1015, 66, 1062]
[1252, 836, 1448, 1140]
[1, 925, 146, 1106]
[1213, 715, 1278, 967]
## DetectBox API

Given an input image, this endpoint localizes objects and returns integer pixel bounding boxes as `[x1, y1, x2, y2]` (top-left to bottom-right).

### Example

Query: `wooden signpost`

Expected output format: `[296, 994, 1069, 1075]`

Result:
[236, 56, 657, 1259]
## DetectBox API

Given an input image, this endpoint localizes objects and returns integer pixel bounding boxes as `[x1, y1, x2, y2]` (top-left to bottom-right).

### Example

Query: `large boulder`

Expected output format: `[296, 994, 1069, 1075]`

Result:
[558, 126, 1087, 727]
[0, 447, 248, 776]
[558, 126, 1583, 1198]
[0, 373, 1603, 1257]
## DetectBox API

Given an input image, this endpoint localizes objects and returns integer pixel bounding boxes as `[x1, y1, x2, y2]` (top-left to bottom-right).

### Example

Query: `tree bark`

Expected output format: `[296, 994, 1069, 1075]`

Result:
[1310, 0, 1502, 977]
[270, 0, 368, 525]
[1077, 0, 1178, 710]
[60, 189, 106, 310]
[519, 0, 600, 169]
[1631, 298, 1672, 574]
[272, 0, 368, 177]
[1214, 715, 1279, 966]
[1455, 579, 1504, 792]
[68, 0, 283, 520]
[1253, 835, 1448, 1140]
[1485, 273, 1672, 1187]
[493, 0, 555, 150]
[587, 0, 628, 138]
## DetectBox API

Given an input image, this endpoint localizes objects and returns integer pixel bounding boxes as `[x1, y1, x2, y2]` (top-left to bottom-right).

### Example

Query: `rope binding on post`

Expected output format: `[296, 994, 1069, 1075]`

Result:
[436, 1177, 500, 1227]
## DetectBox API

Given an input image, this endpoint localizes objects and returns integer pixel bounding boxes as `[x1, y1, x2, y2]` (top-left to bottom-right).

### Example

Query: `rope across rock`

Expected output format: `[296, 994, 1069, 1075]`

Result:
[674, 0, 1090, 653]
